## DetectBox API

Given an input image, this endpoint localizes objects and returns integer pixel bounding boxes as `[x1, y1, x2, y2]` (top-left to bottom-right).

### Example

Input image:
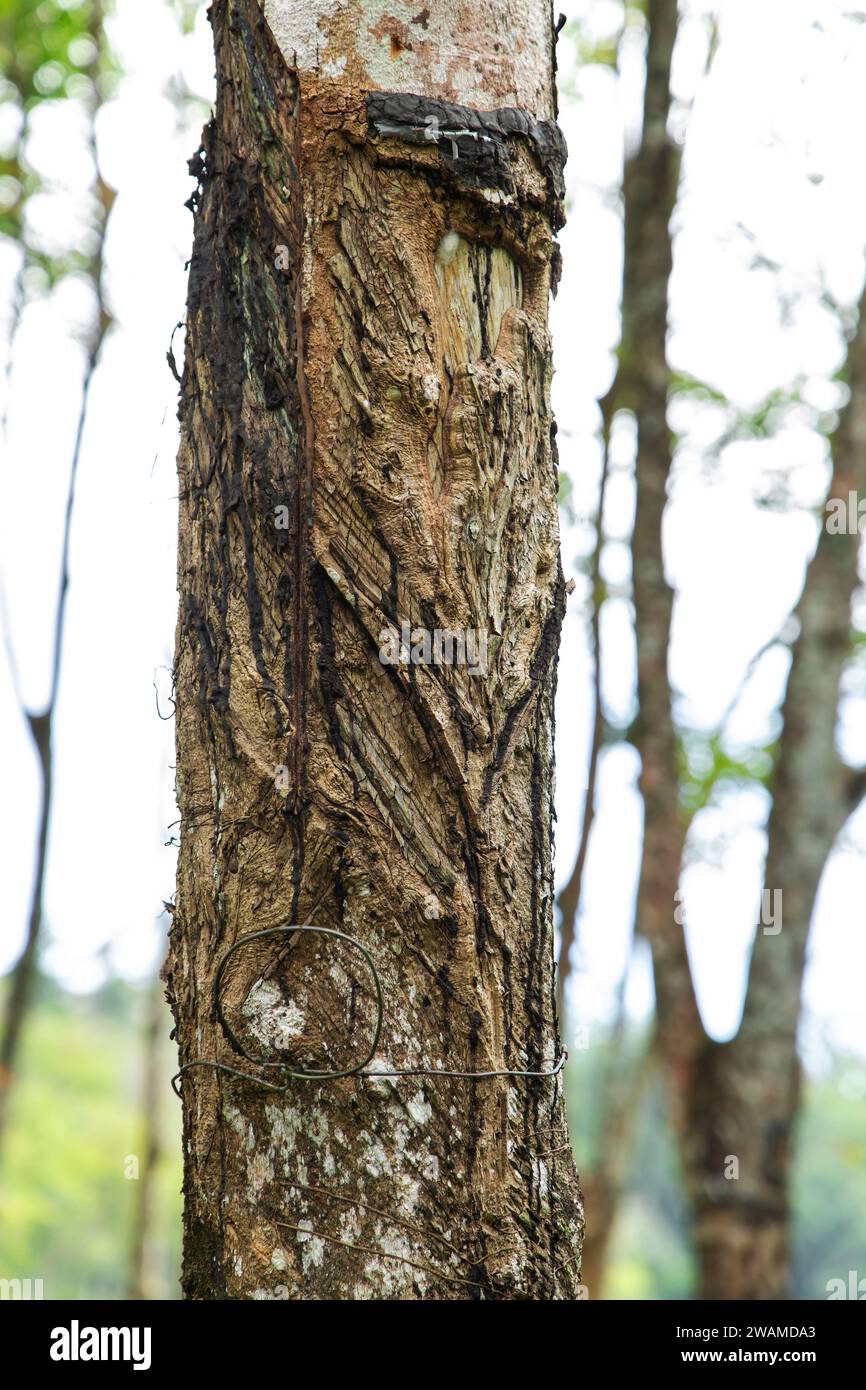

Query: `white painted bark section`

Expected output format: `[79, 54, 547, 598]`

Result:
[263, 0, 555, 118]
[262, 0, 345, 73]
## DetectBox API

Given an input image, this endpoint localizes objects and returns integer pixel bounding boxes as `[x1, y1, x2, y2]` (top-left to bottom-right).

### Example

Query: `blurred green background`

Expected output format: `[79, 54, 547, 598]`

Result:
[2, 979, 865, 1298]
[0, 978, 182, 1298]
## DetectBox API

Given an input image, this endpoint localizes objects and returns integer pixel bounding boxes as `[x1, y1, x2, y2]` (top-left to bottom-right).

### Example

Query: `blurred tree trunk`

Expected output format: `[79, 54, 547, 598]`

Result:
[577, 1007, 654, 1297]
[555, 388, 611, 1024]
[128, 977, 164, 1300]
[557, 0, 685, 1295]
[166, 0, 582, 1300]
[686, 291, 866, 1299]
[0, 713, 50, 1148]
[615, 0, 866, 1300]
[0, 5, 111, 1150]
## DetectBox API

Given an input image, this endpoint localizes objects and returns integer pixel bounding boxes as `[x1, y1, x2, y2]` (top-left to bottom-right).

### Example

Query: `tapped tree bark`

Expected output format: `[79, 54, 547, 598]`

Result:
[166, 0, 582, 1299]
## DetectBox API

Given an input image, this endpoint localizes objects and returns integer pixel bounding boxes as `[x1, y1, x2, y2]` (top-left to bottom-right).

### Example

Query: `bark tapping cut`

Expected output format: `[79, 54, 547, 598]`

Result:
[166, 0, 582, 1299]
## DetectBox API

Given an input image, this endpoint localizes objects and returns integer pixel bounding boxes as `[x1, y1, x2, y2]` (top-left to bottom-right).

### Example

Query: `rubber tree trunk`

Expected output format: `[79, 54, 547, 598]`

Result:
[166, 0, 582, 1300]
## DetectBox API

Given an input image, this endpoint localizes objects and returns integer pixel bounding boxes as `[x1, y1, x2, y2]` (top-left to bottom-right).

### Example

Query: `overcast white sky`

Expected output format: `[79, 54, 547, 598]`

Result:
[1, 0, 864, 1079]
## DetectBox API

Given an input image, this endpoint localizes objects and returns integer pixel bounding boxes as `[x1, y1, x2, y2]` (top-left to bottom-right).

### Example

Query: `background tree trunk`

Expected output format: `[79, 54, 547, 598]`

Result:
[0, 94, 110, 1156]
[556, 0, 688, 1295]
[686, 283, 866, 1300]
[166, 0, 582, 1300]
[128, 975, 164, 1301]
[614, 0, 865, 1300]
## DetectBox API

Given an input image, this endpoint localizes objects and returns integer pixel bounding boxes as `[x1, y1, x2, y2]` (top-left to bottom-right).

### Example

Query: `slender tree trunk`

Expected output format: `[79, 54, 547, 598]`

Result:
[0, 714, 50, 1144]
[627, 0, 702, 1092]
[555, 388, 613, 1023]
[166, 0, 582, 1300]
[623, 0, 866, 1299]
[558, 0, 692, 1293]
[0, 293, 107, 1160]
[0, 2, 111, 1160]
[686, 284, 866, 1300]
[578, 1013, 654, 1298]
[128, 977, 164, 1300]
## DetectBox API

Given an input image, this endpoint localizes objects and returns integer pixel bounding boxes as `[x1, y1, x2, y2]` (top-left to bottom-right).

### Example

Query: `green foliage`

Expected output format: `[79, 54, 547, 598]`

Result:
[0, 0, 119, 284]
[165, 0, 201, 35]
[0, 982, 182, 1299]
[557, 467, 577, 524]
[1, 0, 96, 110]
[678, 730, 777, 819]
[792, 1058, 866, 1299]
[670, 371, 840, 469]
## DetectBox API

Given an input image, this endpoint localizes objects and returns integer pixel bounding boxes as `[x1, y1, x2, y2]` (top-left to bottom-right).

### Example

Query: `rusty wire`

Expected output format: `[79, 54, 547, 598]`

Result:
[171, 924, 567, 1096]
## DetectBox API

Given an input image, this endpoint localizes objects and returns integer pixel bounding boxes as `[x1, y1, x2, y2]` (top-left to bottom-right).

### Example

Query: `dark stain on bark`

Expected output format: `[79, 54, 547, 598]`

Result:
[367, 92, 567, 227]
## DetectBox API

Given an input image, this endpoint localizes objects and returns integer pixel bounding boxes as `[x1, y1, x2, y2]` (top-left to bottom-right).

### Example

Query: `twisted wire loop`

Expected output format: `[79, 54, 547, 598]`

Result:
[171, 924, 567, 1097]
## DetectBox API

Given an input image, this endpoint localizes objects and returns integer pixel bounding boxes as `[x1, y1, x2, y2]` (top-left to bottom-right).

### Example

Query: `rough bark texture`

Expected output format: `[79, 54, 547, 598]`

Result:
[166, 0, 582, 1300]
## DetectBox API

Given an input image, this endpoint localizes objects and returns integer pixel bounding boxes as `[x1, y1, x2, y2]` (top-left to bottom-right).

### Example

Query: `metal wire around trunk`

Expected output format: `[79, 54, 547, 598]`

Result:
[171, 924, 567, 1096]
